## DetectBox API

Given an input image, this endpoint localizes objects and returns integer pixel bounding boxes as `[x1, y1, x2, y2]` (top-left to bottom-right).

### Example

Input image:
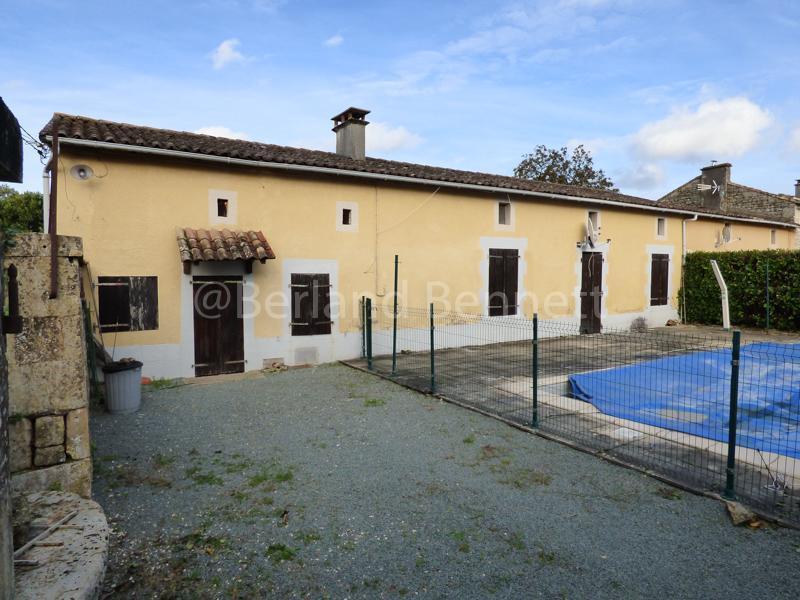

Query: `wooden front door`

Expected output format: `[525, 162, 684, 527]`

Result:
[580, 252, 603, 334]
[192, 276, 244, 377]
[488, 248, 519, 316]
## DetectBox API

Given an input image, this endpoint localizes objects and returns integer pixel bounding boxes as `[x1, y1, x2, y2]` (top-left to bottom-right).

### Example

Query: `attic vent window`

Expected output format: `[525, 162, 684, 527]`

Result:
[342, 208, 352, 225]
[588, 211, 600, 230]
[656, 217, 666, 237]
[771, 229, 777, 245]
[498, 202, 511, 225]
[722, 223, 732, 243]
[217, 198, 229, 218]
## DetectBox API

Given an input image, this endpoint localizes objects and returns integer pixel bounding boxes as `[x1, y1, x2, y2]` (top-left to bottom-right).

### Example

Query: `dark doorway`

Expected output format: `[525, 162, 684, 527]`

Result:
[580, 252, 603, 334]
[488, 248, 519, 316]
[192, 276, 244, 377]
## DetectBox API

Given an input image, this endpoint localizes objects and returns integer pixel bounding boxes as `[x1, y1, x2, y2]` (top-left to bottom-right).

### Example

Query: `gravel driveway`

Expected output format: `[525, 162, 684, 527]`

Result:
[91, 364, 800, 599]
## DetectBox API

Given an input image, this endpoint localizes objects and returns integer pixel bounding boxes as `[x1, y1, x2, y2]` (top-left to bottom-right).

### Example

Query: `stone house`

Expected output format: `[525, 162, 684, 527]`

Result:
[659, 162, 800, 250]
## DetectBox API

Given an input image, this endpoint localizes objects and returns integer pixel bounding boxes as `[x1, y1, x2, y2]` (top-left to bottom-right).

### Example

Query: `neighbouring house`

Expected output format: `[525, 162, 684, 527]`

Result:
[37, 109, 797, 379]
[659, 162, 800, 250]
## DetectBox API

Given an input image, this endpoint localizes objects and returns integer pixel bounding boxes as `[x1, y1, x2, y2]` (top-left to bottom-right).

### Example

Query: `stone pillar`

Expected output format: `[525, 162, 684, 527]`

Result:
[0, 239, 14, 600]
[6, 233, 92, 499]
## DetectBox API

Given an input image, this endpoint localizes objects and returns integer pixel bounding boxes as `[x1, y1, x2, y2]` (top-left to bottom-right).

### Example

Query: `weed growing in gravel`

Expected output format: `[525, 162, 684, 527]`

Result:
[538, 549, 557, 565]
[185, 467, 223, 486]
[655, 486, 682, 500]
[463, 434, 475, 444]
[153, 453, 175, 469]
[506, 531, 526, 552]
[146, 377, 183, 390]
[265, 544, 297, 562]
[449, 531, 470, 553]
[229, 489, 249, 502]
[500, 468, 552, 489]
[298, 531, 321, 545]
[364, 398, 386, 407]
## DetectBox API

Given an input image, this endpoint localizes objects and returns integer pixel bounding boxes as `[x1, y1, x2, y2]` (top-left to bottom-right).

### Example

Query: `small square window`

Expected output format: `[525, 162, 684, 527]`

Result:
[771, 229, 777, 245]
[657, 217, 666, 237]
[498, 202, 511, 225]
[217, 198, 228, 218]
[722, 223, 732, 243]
[342, 208, 352, 226]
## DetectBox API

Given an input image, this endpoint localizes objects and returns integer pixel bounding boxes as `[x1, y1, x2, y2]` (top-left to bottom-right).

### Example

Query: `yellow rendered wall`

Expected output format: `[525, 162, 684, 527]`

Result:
[686, 219, 794, 252]
[55, 149, 781, 350]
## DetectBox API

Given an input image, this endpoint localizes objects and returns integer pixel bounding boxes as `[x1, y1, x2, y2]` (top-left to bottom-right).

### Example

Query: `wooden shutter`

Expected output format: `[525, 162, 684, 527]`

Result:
[291, 273, 332, 336]
[129, 276, 158, 331]
[488, 249, 519, 316]
[650, 254, 669, 306]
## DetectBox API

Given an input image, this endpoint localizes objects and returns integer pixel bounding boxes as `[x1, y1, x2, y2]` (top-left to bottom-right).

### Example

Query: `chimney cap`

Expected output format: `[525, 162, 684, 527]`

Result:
[331, 107, 370, 127]
[700, 162, 732, 171]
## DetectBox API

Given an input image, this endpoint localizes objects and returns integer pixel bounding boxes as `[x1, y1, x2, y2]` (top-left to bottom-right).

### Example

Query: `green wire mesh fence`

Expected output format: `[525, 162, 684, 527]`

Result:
[350, 300, 800, 525]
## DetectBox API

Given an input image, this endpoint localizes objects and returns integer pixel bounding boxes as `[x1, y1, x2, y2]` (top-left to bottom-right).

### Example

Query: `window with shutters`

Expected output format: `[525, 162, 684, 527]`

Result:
[488, 248, 519, 316]
[98, 276, 158, 332]
[649, 254, 669, 306]
[290, 273, 332, 336]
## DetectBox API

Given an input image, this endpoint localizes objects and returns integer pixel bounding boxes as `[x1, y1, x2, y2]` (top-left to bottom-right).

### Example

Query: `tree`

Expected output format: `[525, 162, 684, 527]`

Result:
[0, 185, 43, 233]
[514, 144, 617, 191]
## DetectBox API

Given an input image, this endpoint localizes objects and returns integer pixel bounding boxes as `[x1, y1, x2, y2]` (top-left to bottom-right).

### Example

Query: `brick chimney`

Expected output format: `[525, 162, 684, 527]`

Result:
[699, 162, 731, 210]
[331, 107, 370, 160]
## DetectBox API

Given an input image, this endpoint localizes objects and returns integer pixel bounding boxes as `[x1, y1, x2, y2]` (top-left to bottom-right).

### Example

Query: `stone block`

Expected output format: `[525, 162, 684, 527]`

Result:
[65, 408, 90, 460]
[10, 418, 33, 473]
[13, 316, 64, 365]
[35, 415, 65, 448]
[34, 445, 66, 468]
[12, 459, 92, 498]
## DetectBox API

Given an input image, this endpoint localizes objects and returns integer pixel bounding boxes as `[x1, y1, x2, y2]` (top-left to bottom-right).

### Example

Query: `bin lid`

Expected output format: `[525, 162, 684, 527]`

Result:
[102, 359, 144, 374]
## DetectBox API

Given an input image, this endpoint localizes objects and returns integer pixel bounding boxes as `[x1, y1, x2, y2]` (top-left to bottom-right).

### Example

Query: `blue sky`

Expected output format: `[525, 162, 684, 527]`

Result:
[2, 0, 799, 198]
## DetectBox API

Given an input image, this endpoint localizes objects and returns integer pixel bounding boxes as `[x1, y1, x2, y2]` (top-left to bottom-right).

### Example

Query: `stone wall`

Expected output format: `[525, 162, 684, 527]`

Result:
[6, 233, 91, 498]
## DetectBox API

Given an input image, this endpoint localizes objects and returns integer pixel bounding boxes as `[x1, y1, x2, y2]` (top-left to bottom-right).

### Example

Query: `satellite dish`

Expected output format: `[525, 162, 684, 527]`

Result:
[70, 164, 94, 180]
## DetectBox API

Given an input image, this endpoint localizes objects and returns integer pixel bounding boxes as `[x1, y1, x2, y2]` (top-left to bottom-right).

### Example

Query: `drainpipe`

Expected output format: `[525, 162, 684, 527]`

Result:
[681, 214, 699, 322]
[42, 163, 51, 233]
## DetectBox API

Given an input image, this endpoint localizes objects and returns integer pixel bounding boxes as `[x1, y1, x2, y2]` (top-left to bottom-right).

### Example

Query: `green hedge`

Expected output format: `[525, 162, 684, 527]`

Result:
[680, 250, 800, 331]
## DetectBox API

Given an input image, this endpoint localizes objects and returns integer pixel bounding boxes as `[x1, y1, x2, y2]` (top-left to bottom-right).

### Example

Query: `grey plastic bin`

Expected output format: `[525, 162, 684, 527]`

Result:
[103, 360, 143, 414]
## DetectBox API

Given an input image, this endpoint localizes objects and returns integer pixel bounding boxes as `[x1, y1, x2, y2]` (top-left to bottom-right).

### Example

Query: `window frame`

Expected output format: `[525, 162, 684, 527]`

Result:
[656, 217, 666, 239]
[649, 254, 670, 307]
[488, 248, 519, 317]
[290, 273, 333, 336]
[97, 276, 159, 333]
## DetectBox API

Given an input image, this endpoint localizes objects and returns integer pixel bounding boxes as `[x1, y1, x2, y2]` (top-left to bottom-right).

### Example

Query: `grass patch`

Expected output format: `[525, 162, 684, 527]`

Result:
[462, 434, 475, 444]
[248, 465, 294, 487]
[538, 549, 557, 565]
[265, 544, 297, 563]
[364, 398, 386, 407]
[506, 531, 526, 552]
[298, 531, 321, 545]
[229, 489, 249, 503]
[185, 467, 223, 486]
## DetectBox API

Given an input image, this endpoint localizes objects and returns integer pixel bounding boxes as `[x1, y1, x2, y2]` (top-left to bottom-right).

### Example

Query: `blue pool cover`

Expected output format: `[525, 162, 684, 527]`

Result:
[568, 342, 800, 459]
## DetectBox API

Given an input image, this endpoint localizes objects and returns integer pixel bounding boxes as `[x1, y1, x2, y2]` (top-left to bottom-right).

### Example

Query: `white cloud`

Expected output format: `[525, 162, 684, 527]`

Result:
[633, 97, 772, 161]
[194, 126, 249, 140]
[211, 39, 246, 70]
[367, 122, 423, 152]
[324, 34, 343, 47]
[789, 127, 800, 152]
[616, 162, 665, 190]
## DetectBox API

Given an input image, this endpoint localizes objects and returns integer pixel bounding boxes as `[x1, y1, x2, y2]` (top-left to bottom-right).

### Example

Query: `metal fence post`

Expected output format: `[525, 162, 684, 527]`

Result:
[391, 254, 399, 375]
[365, 297, 373, 371]
[429, 303, 436, 394]
[532, 313, 539, 427]
[360, 296, 366, 359]
[723, 330, 741, 500]
[765, 261, 770, 331]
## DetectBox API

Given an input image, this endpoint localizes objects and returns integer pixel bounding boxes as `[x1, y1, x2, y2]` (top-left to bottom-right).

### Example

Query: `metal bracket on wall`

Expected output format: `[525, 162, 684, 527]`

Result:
[2, 264, 22, 335]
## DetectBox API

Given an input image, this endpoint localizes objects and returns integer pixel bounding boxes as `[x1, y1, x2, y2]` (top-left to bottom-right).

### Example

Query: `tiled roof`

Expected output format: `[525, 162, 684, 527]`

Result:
[659, 176, 797, 224]
[177, 228, 276, 264]
[41, 113, 660, 210]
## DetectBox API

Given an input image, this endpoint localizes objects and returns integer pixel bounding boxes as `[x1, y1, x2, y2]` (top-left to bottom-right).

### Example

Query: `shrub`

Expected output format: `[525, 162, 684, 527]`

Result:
[680, 250, 800, 331]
